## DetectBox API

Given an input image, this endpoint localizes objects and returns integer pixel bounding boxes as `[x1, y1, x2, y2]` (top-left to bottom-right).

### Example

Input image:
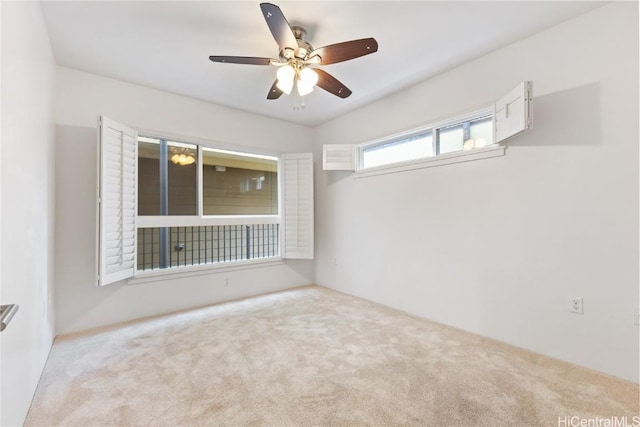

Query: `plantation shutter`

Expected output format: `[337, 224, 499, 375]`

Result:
[282, 153, 314, 259]
[494, 81, 533, 143]
[97, 116, 137, 286]
[323, 144, 356, 171]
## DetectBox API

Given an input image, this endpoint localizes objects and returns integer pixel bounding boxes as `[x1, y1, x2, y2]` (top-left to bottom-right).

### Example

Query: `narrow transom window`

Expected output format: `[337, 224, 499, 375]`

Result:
[362, 131, 434, 169]
[323, 82, 532, 175]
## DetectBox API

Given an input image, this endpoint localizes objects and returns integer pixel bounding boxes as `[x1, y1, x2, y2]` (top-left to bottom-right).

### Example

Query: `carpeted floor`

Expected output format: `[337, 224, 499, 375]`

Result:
[26, 286, 638, 426]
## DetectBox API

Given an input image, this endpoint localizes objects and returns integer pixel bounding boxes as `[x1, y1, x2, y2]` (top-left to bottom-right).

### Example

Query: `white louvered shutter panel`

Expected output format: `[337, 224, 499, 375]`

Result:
[494, 81, 533, 143]
[97, 116, 137, 286]
[282, 153, 314, 259]
[323, 144, 356, 171]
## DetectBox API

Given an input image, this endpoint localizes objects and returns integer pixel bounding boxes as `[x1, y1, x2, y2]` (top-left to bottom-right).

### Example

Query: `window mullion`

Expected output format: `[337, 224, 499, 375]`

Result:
[159, 139, 169, 268]
[197, 144, 203, 218]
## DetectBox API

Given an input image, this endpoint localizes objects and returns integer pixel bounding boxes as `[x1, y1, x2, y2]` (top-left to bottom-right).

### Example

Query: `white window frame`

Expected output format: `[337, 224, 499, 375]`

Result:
[323, 81, 532, 178]
[136, 135, 281, 229]
[97, 119, 314, 285]
[360, 107, 493, 162]
[354, 107, 502, 178]
[355, 144, 506, 179]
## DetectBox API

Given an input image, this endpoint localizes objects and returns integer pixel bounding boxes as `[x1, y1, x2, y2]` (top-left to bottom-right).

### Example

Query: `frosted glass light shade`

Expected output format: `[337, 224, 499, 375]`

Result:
[297, 68, 318, 96]
[297, 81, 314, 96]
[276, 65, 295, 95]
[299, 68, 318, 87]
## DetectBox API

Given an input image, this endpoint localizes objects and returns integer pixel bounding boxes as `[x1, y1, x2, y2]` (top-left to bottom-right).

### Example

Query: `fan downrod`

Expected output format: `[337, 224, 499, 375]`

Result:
[291, 25, 307, 40]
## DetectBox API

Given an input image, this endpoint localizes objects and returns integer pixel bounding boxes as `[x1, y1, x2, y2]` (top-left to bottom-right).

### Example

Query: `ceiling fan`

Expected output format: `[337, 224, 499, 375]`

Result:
[209, 3, 378, 100]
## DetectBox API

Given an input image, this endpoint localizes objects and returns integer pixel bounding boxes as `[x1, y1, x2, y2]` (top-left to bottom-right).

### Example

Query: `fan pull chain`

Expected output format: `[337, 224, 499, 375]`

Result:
[293, 91, 306, 111]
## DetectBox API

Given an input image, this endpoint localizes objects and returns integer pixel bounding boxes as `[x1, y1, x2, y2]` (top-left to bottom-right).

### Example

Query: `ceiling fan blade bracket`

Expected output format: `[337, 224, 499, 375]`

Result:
[270, 59, 287, 66]
[280, 47, 295, 60]
[306, 54, 322, 65]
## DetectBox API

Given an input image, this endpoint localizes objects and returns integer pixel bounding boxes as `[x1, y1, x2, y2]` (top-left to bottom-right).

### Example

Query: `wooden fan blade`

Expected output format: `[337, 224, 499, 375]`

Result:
[267, 80, 283, 99]
[209, 56, 274, 65]
[315, 69, 352, 98]
[310, 38, 378, 65]
[260, 3, 298, 51]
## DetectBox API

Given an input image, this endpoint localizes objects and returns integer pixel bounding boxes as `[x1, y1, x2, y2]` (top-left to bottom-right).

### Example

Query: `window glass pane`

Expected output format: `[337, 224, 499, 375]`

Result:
[202, 148, 278, 215]
[469, 117, 493, 148]
[438, 124, 464, 154]
[137, 137, 198, 216]
[362, 132, 433, 169]
[136, 223, 280, 271]
[438, 115, 494, 154]
[138, 138, 160, 215]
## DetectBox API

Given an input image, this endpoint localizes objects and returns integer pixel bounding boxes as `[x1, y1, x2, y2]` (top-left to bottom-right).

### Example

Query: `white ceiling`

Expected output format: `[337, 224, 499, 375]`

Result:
[41, 1, 604, 127]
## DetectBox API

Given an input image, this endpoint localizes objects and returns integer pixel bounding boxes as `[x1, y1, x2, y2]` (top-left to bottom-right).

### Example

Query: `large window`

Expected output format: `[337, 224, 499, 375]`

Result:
[136, 137, 281, 272]
[138, 138, 279, 217]
[97, 117, 314, 286]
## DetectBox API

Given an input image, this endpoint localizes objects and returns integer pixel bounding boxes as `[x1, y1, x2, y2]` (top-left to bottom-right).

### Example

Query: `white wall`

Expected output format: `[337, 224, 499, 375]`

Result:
[313, 2, 639, 383]
[0, 2, 57, 425]
[55, 67, 314, 335]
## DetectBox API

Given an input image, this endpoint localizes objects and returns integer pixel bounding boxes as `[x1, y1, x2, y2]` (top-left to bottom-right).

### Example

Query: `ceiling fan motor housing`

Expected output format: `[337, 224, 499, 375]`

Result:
[280, 26, 314, 61]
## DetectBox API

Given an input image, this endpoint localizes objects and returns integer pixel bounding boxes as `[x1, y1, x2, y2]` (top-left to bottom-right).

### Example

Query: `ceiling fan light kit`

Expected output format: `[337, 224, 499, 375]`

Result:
[209, 3, 378, 103]
[170, 153, 196, 166]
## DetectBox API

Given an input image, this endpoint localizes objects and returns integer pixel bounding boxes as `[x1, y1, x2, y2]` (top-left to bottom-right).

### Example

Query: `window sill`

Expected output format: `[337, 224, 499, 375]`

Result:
[353, 144, 506, 179]
[127, 257, 284, 285]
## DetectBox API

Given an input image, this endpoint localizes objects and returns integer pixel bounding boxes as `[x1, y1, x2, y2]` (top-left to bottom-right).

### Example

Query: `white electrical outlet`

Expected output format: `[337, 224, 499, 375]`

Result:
[570, 297, 584, 314]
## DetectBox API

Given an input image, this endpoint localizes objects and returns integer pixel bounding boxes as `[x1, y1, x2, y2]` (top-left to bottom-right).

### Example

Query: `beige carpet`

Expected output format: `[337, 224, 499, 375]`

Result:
[26, 286, 638, 426]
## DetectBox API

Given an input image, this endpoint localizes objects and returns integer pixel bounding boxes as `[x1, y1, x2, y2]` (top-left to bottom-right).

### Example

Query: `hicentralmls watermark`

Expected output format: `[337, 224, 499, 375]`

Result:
[558, 416, 640, 427]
